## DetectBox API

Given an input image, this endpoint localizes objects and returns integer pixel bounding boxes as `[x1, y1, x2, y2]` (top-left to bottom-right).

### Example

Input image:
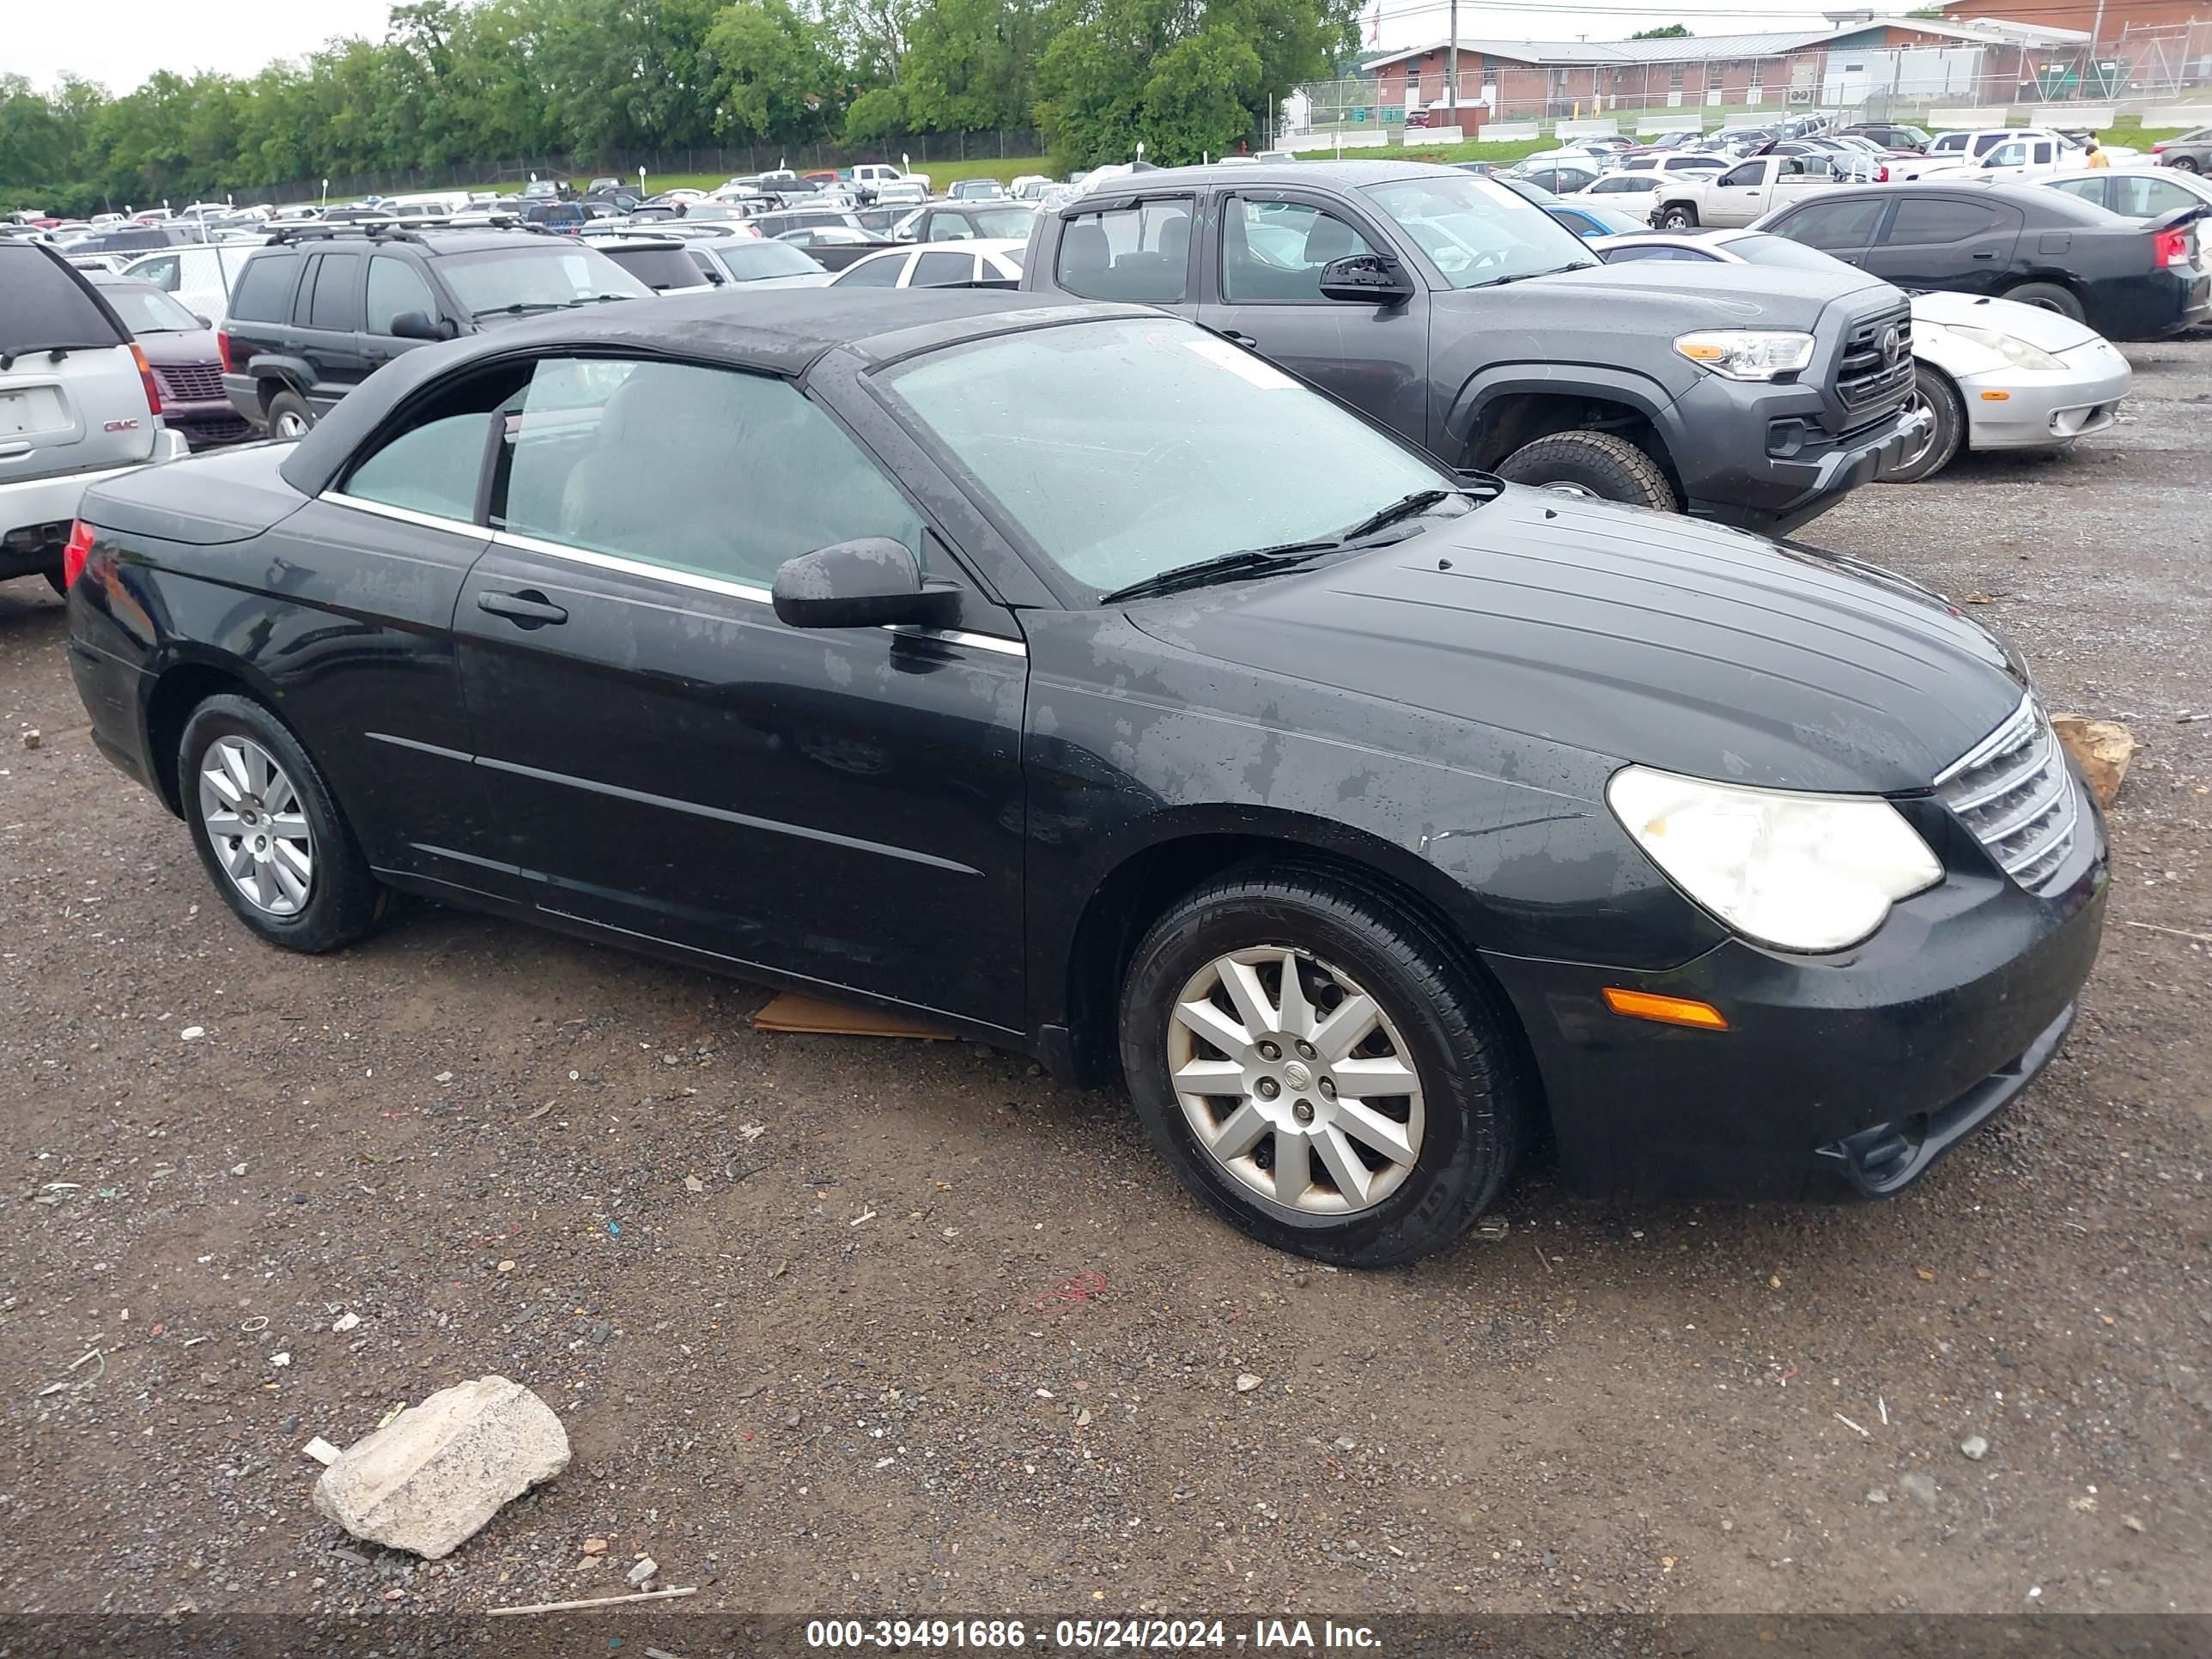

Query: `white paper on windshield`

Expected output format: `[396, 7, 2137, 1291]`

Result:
[1183, 337, 1297, 390]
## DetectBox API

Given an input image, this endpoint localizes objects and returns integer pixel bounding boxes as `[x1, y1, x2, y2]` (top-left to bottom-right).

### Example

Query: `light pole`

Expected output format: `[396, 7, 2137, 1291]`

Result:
[320, 178, 329, 206]
[1446, 0, 1459, 135]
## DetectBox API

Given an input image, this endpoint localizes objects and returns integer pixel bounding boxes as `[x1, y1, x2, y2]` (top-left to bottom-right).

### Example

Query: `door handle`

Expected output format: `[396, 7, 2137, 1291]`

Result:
[0, 441, 30, 460]
[1971, 250, 1997, 259]
[477, 589, 568, 628]
[1218, 330, 1259, 348]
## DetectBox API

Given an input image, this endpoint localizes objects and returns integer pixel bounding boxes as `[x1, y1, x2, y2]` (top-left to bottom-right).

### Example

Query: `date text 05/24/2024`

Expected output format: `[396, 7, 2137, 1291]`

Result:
[804, 1619, 1382, 1650]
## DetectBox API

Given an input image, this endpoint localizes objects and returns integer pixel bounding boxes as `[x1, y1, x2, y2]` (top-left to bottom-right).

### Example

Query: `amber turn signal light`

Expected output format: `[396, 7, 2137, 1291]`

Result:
[1602, 988, 1729, 1030]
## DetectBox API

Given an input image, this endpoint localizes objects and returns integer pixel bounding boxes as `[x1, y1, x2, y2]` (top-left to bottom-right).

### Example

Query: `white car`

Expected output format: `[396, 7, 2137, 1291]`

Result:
[2042, 164, 2212, 222]
[118, 242, 260, 324]
[1589, 227, 2130, 481]
[829, 240, 1026, 289]
[1899, 127, 2139, 183]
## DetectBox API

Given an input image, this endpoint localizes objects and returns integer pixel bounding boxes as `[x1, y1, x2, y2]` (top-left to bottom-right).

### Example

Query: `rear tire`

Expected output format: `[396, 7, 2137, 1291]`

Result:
[2002, 282, 2087, 324]
[1117, 865, 1528, 1267]
[1497, 429, 1679, 513]
[179, 693, 384, 953]
[1878, 364, 1965, 483]
[264, 387, 314, 440]
[1658, 204, 1698, 229]
[2170, 155, 2201, 173]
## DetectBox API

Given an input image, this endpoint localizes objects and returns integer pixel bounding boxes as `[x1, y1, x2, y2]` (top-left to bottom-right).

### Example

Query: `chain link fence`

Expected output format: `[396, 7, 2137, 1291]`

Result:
[1294, 27, 2212, 137]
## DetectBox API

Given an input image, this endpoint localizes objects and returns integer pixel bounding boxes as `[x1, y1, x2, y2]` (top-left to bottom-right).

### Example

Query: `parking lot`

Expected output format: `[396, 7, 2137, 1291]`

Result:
[2, 335, 2207, 1620]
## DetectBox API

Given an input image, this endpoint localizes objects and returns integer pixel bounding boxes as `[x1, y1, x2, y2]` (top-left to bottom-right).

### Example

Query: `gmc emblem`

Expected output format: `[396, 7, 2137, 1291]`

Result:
[103, 418, 139, 432]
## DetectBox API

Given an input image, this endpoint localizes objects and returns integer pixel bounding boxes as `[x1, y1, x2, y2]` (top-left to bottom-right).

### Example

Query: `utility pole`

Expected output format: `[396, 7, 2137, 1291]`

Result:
[1446, 0, 1459, 133]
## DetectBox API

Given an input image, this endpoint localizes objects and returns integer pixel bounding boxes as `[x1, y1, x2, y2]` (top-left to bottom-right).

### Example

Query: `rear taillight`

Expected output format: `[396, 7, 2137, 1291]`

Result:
[2152, 141, 2168, 153]
[129, 343, 161, 416]
[1876, 163, 1889, 182]
[216, 330, 233, 373]
[2155, 227, 2191, 267]
[62, 520, 94, 590]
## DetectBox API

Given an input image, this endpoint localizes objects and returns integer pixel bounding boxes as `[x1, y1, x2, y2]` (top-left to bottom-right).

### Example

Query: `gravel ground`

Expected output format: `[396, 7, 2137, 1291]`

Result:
[2, 341, 2207, 1622]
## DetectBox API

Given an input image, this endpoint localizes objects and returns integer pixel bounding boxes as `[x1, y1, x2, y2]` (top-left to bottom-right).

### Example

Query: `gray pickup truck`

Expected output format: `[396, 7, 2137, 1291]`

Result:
[3, 240, 188, 592]
[1018, 161, 1925, 532]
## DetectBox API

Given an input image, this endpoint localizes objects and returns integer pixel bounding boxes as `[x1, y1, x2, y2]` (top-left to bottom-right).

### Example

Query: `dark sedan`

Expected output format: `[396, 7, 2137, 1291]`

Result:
[1754, 181, 2212, 339]
[61, 290, 2106, 1267]
[89, 275, 253, 449]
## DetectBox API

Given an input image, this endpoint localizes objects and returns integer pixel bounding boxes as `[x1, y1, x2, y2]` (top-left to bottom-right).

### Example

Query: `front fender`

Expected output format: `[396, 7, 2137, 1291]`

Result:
[1439, 362, 1689, 469]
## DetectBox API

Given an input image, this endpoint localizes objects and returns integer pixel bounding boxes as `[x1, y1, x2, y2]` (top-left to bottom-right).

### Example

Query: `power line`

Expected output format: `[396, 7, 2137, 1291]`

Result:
[1360, 0, 2154, 21]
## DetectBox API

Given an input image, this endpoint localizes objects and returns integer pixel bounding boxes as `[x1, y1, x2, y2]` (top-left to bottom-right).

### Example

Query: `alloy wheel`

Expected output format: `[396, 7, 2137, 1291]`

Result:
[1166, 946, 1425, 1216]
[198, 735, 315, 915]
[1895, 387, 1936, 470]
[272, 410, 310, 439]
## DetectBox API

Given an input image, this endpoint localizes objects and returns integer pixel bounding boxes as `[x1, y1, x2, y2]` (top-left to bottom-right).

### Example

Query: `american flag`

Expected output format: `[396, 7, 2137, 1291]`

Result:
[1366, 2, 1381, 46]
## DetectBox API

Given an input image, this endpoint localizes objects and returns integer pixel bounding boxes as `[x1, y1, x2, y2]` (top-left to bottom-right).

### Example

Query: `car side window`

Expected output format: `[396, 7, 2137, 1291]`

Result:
[1881, 199, 2006, 245]
[1771, 198, 1885, 250]
[366, 256, 439, 335]
[339, 370, 525, 521]
[136, 254, 181, 290]
[2112, 175, 2192, 216]
[1718, 162, 1765, 187]
[1054, 196, 1194, 304]
[228, 252, 301, 323]
[498, 357, 926, 591]
[839, 252, 908, 286]
[1220, 199, 1381, 303]
[2047, 177, 2107, 208]
[1986, 143, 2027, 168]
[307, 252, 363, 331]
[1606, 244, 1717, 262]
[913, 249, 975, 285]
[926, 212, 975, 241]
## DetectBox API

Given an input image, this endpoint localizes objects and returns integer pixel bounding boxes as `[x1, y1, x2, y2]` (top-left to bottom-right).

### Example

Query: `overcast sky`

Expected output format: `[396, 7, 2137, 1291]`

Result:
[20, 0, 1868, 94]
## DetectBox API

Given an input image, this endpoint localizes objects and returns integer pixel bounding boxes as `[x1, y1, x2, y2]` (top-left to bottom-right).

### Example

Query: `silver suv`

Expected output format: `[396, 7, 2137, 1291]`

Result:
[3, 240, 187, 592]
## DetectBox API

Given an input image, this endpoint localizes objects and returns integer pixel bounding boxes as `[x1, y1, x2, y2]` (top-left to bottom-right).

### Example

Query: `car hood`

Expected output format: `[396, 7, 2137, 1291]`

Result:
[1910, 288, 2106, 352]
[133, 325, 222, 367]
[1122, 486, 2026, 796]
[1438, 257, 1898, 330]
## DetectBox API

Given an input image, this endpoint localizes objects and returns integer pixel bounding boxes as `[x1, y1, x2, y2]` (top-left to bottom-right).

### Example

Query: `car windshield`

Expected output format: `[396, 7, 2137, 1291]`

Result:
[436, 246, 652, 311]
[881, 316, 1458, 599]
[969, 205, 1037, 240]
[603, 246, 707, 290]
[101, 283, 201, 333]
[717, 240, 823, 279]
[1362, 173, 1596, 285]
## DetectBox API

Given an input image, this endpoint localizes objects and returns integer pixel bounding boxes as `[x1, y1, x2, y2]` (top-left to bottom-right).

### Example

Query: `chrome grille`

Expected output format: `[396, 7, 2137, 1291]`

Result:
[155, 361, 225, 402]
[1936, 697, 2079, 895]
[1836, 304, 1915, 412]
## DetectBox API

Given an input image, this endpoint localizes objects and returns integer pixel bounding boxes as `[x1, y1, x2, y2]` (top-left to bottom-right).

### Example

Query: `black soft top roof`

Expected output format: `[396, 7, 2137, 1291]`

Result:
[277, 289, 1145, 498]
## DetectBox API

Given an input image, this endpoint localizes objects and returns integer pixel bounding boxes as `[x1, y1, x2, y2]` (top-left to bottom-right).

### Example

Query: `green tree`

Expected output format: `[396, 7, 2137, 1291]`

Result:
[842, 83, 908, 145]
[1629, 24, 1690, 40]
[705, 0, 844, 143]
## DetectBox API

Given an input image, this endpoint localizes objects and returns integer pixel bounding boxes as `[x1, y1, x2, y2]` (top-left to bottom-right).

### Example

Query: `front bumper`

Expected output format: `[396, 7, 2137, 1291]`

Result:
[1482, 794, 2108, 1204]
[1956, 340, 2131, 453]
[1674, 374, 1927, 536]
[160, 395, 258, 451]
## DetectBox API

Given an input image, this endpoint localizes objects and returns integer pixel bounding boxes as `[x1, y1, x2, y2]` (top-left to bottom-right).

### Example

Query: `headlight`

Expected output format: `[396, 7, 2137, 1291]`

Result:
[1607, 765, 1942, 952]
[1935, 321, 2067, 372]
[1674, 330, 1817, 380]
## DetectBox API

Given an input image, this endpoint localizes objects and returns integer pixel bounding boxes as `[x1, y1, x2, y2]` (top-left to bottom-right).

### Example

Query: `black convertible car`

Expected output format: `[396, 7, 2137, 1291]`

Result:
[62, 289, 2106, 1266]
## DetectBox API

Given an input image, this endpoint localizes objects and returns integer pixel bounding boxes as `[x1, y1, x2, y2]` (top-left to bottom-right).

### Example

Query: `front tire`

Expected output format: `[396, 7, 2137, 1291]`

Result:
[1877, 364, 1965, 483]
[179, 693, 384, 953]
[2170, 155, 2200, 173]
[1658, 204, 1698, 229]
[1118, 866, 1528, 1267]
[1497, 429, 1679, 513]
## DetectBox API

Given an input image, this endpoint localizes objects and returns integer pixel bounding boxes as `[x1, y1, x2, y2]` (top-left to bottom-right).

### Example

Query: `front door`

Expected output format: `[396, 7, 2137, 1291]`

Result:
[294, 249, 368, 410]
[452, 353, 1029, 1031]
[1708, 159, 1775, 226]
[1197, 189, 1431, 443]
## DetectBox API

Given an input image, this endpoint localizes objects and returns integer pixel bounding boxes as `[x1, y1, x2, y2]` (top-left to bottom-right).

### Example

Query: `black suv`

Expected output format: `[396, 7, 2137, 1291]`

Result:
[1021, 161, 1921, 532]
[219, 225, 650, 436]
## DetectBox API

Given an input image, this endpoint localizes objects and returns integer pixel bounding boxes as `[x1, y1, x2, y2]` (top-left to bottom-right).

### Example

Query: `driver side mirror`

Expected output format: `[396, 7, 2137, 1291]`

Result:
[389, 310, 455, 342]
[773, 538, 963, 630]
[1318, 253, 1415, 306]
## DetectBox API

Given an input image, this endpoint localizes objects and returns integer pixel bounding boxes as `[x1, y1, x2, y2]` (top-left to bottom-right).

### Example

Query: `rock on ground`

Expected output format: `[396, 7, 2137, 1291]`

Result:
[312, 1376, 569, 1559]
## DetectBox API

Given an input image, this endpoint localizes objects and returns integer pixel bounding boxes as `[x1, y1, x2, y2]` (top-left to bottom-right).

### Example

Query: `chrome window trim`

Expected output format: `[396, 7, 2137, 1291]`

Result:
[324, 489, 481, 538]
[325, 495, 1028, 659]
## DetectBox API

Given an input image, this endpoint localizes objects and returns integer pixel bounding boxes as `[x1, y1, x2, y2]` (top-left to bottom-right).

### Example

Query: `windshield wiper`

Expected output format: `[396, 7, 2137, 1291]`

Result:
[1334, 488, 1465, 544]
[1099, 542, 1343, 605]
[1470, 263, 1594, 289]
[471, 301, 566, 318]
[0, 342, 97, 370]
[567, 293, 636, 305]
